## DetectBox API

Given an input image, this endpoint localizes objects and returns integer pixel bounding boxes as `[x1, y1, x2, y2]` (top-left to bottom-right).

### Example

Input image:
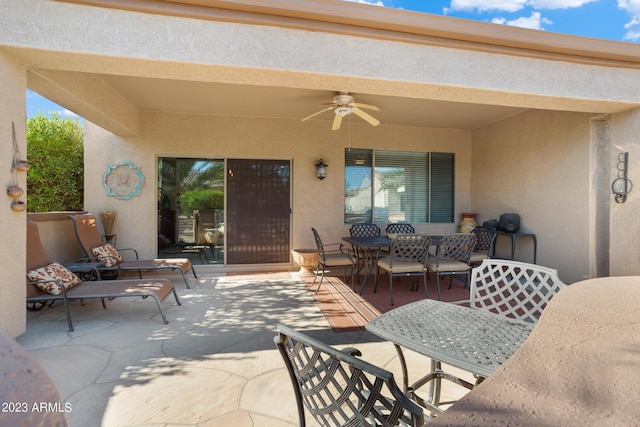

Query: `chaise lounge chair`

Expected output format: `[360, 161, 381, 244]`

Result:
[68, 213, 196, 288]
[26, 219, 181, 332]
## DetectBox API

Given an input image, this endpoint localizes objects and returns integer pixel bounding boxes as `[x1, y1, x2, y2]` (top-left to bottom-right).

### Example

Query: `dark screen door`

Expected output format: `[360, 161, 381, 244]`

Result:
[226, 159, 291, 264]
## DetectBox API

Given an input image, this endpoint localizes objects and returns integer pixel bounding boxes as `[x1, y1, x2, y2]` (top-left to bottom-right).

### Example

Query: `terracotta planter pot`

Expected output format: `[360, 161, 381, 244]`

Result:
[11, 200, 26, 212]
[15, 160, 31, 172]
[7, 185, 23, 198]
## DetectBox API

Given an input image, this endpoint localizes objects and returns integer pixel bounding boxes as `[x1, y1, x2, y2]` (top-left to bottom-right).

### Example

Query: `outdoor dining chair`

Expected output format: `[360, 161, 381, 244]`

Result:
[349, 222, 381, 237]
[349, 223, 382, 277]
[470, 227, 497, 266]
[311, 228, 355, 294]
[274, 324, 426, 427]
[385, 223, 415, 236]
[375, 234, 431, 305]
[426, 233, 476, 300]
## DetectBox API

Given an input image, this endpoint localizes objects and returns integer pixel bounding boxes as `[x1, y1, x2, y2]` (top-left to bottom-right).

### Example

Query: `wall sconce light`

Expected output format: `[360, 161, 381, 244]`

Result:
[315, 159, 328, 180]
[612, 152, 633, 204]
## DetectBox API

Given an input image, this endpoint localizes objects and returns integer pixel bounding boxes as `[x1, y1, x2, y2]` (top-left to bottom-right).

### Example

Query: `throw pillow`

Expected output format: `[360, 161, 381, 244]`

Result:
[91, 244, 123, 267]
[27, 263, 82, 295]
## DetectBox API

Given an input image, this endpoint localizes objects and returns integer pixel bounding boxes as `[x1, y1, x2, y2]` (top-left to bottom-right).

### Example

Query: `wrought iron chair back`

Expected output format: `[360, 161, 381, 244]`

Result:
[386, 223, 415, 235]
[470, 259, 567, 324]
[438, 233, 476, 263]
[375, 234, 432, 305]
[390, 234, 430, 264]
[470, 227, 498, 266]
[312, 227, 327, 258]
[426, 233, 477, 300]
[472, 227, 497, 252]
[349, 223, 381, 237]
[275, 324, 426, 427]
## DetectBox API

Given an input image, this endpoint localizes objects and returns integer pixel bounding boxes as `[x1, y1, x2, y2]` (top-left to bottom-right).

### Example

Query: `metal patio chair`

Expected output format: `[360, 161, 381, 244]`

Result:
[385, 223, 415, 236]
[375, 234, 431, 305]
[469, 227, 497, 266]
[349, 223, 382, 277]
[426, 233, 476, 300]
[311, 228, 355, 294]
[26, 219, 180, 331]
[274, 324, 426, 427]
[468, 258, 567, 323]
[68, 213, 197, 288]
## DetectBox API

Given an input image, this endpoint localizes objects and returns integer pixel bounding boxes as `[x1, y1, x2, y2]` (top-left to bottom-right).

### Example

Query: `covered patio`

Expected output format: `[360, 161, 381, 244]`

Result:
[3, 4, 640, 423]
[14, 270, 474, 426]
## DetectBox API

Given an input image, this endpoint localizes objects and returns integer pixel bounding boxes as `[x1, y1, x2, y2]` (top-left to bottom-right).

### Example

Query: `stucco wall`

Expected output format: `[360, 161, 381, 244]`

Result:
[84, 112, 471, 266]
[0, 53, 27, 338]
[471, 110, 597, 283]
[609, 108, 640, 276]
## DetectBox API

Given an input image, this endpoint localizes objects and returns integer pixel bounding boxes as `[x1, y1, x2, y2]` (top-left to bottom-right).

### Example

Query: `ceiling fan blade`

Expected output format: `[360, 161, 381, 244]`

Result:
[352, 102, 380, 111]
[332, 113, 343, 130]
[302, 106, 335, 121]
[352, 107, 380, 126]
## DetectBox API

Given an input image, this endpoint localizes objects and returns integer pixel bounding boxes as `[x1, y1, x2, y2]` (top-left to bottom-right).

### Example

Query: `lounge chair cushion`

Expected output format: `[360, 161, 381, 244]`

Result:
[91, 244, 123, 267]
[27, 263, 82, 295]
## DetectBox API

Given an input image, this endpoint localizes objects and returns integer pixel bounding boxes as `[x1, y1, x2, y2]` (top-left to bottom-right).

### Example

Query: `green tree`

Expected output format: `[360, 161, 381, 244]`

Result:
[27, 112, 84, 212]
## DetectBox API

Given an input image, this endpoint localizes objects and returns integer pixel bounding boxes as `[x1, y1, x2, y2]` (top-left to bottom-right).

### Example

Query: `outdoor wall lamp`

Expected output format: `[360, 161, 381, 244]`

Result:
[315, 159, 328, 180]
[612, 152, 633, 204]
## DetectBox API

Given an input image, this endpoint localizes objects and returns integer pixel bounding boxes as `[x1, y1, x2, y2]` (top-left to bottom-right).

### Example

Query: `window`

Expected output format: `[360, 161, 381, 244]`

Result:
[344, 149, 454, 224]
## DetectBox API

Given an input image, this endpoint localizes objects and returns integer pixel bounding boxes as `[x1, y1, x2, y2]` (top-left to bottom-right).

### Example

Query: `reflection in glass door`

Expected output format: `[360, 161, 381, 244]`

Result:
[158, 158, 225, 264]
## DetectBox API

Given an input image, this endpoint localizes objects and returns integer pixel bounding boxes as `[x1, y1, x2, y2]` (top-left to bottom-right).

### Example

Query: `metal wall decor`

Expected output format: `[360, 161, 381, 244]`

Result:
[8, 122, 29, 212]
[612, 152, 632, 204]
[103, 161, 145, 200]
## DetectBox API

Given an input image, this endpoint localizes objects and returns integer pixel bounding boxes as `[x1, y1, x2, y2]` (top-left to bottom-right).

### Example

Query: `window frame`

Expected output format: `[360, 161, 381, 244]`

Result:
[344, 148, 454, 224]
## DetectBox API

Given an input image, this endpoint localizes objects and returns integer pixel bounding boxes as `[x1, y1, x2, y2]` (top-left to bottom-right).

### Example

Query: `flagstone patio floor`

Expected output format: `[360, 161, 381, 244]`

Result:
[16, 270, 473, 427]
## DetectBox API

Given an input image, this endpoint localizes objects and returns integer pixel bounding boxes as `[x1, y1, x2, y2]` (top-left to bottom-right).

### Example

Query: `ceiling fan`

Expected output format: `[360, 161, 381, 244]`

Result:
[302, 92, 380, 130]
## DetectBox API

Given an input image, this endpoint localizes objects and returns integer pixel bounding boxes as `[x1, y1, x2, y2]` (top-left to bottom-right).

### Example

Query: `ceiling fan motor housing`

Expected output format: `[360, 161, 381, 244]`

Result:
[334, 106, 352, 116]
[334, 94, 354, 105]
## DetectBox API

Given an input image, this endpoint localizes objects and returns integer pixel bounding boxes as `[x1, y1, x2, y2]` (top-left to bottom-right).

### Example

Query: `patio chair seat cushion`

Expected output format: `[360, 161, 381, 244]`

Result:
[27, 263, 82, 295]
[323, 252, 355, 267]
[377, 256, 425, 273]
[469, 251, 489, 263]
[426, 257, 469, 272]
[91, 244, 123, 267]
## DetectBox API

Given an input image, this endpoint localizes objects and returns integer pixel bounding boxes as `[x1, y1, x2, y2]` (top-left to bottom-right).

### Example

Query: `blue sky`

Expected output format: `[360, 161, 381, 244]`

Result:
[28, 0, 639, 119]
[348, 0, 640, 41]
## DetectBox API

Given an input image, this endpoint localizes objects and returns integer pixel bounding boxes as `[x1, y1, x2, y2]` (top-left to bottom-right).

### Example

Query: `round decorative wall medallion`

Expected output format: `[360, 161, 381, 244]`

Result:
[103, 161, 144, 200]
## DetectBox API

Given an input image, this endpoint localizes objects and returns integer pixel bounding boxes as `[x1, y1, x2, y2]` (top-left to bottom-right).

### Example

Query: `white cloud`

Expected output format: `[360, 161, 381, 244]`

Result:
[447, 0, 596, 12]
[341, 0, 386, 5]
[623, 14, 640, 40]
[618, 0, 640, 40]
[492, 11, 553, 29]
[529, 0, 597, 8]
[448, 0, 527, 13]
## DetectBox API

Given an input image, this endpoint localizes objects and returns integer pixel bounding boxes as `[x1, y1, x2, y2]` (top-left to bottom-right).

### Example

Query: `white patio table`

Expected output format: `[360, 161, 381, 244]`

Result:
[366, 298, 533, 415]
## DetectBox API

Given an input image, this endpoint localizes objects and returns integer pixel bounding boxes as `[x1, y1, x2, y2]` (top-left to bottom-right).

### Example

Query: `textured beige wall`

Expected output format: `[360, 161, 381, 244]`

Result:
[0, 53, 27, 338]
[609, 108, 640, 276]
[472, 110, 596, 283]
[84, 112, 471, 265]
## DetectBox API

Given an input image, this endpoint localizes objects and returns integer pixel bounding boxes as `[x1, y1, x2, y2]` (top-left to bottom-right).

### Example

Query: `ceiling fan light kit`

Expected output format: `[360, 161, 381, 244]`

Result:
[302, 92, 380, 130]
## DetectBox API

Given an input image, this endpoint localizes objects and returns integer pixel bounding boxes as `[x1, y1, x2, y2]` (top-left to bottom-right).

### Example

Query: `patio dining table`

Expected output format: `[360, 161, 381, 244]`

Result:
[342, 234, 443, 295]
[366, 298, 533, 415]
[342, 235, 391, 294]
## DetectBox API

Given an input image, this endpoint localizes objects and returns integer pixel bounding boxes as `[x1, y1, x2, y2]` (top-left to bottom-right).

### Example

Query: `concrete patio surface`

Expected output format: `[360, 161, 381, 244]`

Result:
[14, 270, 472, 427]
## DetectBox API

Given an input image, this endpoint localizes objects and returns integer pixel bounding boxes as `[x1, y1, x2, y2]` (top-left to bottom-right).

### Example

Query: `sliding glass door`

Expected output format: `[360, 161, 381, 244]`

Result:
[158, 157, 290, 265]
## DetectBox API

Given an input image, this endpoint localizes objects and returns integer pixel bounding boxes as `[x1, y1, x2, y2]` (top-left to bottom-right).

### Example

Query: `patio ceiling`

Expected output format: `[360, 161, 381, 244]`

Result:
[96, 74, 528, 130]
[27, 75, 525, 129]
